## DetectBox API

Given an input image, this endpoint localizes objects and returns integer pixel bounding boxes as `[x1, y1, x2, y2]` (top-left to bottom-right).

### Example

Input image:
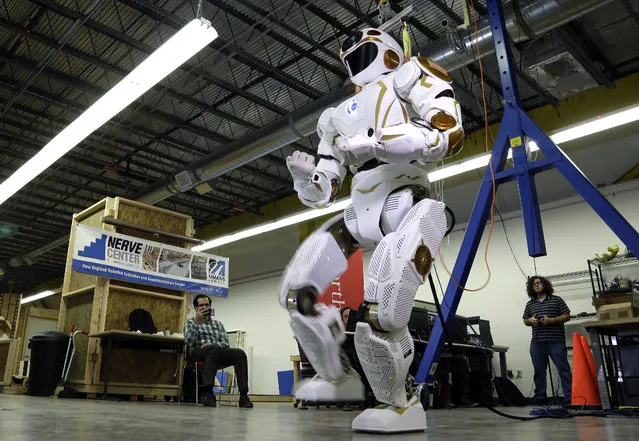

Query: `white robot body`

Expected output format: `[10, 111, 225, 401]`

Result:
[344, 163, 430, 250]
[332, 75, 408, 158]
[355, 323, 414, 408]
[290, 305, 345, 381]
[281, 26, 463, 431]
[364, 198, 447, 330]
[278, 226, 348, 310]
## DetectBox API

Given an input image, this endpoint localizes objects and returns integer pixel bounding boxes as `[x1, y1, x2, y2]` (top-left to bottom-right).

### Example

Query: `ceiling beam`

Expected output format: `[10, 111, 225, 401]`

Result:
[117, 0, 324, 99]
[27, 0, 289, 115]
[205, 0, 345, 78]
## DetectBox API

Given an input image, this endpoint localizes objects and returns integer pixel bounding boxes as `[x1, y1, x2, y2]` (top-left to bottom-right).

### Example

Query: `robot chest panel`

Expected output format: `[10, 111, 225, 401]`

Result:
[332, 77, 406, 137]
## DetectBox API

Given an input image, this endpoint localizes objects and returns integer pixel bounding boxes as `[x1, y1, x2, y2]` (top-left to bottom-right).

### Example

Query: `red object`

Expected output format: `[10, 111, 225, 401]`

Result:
[571, 332, 601, 407]
[318, 248, 364, 310]
[580, 335, 597, 382]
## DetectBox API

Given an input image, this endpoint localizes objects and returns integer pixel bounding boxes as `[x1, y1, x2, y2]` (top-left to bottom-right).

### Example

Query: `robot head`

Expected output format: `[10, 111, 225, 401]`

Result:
[340, 28, 404, 87]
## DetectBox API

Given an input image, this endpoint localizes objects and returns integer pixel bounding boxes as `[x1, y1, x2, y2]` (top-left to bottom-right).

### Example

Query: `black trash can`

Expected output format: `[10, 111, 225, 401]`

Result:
[28, 331, 69, 397]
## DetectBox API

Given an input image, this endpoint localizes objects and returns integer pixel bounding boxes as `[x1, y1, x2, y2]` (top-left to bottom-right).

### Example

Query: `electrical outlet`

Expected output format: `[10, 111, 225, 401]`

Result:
[516, 369, 523, 379]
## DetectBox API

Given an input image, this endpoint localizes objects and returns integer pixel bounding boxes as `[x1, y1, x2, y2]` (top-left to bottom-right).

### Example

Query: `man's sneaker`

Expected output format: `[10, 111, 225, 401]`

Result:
[238, 394, 253, 408]
[201, 392, 217, 407]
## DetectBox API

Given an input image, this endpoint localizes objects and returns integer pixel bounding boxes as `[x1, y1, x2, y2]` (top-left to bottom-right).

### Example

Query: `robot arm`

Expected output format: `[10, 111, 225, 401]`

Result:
[375, 57, 464, 164]
[286, 108, 347, 208]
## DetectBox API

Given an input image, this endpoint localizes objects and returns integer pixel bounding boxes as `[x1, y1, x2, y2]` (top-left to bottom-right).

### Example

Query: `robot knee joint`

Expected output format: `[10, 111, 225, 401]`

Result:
[285, 287, 319, 316]
[357, 302, 385, 332]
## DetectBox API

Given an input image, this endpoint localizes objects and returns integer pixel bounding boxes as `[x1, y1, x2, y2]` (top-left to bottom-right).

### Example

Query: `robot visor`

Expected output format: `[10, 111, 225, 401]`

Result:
[344, 42, 379, 77]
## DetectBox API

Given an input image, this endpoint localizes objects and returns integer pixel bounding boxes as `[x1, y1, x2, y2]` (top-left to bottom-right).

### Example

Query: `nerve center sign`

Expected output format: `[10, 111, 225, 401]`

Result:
[71, 224, 229, 297]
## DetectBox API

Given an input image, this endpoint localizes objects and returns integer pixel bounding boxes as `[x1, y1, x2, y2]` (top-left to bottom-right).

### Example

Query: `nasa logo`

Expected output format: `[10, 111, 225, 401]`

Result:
[347, 99, 358, 116]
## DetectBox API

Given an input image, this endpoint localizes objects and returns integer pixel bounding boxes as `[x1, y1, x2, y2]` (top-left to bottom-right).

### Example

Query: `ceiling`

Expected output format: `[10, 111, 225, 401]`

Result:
[1, 0, 639, 294]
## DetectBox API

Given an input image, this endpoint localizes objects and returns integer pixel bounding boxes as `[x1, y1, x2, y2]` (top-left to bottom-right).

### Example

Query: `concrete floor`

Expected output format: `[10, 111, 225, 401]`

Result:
[0, 395, 636, 441]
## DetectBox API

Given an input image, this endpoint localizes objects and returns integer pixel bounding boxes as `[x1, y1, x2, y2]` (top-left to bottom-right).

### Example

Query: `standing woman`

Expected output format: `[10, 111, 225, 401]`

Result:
[523, 276, 572, 404]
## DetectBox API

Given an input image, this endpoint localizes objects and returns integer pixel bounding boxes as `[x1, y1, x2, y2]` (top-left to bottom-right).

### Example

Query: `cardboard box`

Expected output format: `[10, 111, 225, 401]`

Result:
[592, 292, 637, 308]
[596, 302, 638, 321]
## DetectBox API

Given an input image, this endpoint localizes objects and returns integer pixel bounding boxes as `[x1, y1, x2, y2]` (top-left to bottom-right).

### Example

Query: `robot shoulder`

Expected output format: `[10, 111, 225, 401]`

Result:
[392, 57, 453, 99]
[412, 56, 453, 84]
[317, 107, 338, 138]
[393, 61, 421, 98]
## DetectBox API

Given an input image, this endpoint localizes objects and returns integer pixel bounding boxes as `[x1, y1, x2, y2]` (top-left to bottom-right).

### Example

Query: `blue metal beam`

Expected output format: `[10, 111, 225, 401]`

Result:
[416, 0, 639, 385]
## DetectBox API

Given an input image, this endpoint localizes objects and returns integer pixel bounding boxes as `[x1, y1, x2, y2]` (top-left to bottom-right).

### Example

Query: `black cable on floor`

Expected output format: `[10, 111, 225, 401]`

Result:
[426, 271, 573, 421]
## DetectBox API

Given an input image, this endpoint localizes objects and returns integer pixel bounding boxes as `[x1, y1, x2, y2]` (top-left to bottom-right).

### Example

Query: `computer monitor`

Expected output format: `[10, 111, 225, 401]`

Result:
[465, 316, 494, 347]
[408, 307, 435, 341]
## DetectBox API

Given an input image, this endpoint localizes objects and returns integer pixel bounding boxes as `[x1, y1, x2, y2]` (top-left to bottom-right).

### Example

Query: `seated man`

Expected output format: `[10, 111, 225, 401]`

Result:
[184, 294, 253, 408]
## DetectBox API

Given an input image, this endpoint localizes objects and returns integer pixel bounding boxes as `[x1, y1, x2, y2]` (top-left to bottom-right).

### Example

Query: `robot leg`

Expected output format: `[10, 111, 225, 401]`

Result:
[280, 214, 365, 403]
[353, 198, 447, 432]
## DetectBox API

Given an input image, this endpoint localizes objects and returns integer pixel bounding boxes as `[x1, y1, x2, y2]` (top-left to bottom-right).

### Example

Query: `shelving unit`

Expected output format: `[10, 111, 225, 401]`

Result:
[588, 255, 639, 297]
[57, 197, 194, 398]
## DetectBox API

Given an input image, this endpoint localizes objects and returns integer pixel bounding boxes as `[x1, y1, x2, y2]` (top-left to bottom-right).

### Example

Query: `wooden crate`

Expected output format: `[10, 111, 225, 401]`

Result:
[0, 293, 22, 338]
[0, 339, 18, 386]
[58, 197, 193, 394]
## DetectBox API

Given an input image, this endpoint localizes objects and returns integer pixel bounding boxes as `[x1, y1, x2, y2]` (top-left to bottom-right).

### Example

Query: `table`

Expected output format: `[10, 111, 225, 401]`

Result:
[291, 334, 509, 389]
[89, 331, 184, 398]
[411, 338, 509, 378]
[583, 317, 639, 410]
[290, 355, 301, 386]
[0, 339, 18, 386]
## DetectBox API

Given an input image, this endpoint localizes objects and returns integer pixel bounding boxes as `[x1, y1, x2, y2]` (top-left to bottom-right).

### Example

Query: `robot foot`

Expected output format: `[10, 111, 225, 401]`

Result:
[352, 402, 427, 433]
[295, 372, 365, 403]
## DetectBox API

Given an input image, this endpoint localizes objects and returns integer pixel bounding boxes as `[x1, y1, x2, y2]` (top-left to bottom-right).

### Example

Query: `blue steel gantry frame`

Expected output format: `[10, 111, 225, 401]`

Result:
[416, 0, 639, 385]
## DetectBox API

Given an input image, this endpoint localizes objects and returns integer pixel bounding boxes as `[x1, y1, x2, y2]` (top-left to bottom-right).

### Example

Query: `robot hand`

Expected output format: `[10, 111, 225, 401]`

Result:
[335, 133, 380, 165]
[286, 151, 316, 182]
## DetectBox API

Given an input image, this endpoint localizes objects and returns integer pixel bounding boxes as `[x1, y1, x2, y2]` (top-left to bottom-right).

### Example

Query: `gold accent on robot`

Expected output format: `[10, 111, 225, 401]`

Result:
[412, 242, 434, 281]
[375, 81, 388, 129]
[431, 111, 457, 131]
[417, 57, 452, 83]
[380, 134, 401, 141]
[362, 303, 383, 332]
[383, 50, 400, 69]
[357, 183, 382, 195]
[329, 180, 340, 201]
[401, 105, 408, 123]
[446, 127, 465, 158]
[381, 99, 396, 127]
[419, 76, 432, 88]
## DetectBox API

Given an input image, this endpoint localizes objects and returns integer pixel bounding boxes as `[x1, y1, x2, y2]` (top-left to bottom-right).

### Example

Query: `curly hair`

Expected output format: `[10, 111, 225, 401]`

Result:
[526, 275, 554, 299]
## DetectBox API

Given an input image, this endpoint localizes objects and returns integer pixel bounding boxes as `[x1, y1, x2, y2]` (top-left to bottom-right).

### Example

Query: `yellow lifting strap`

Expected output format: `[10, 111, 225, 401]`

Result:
[402, 21, 412, 60]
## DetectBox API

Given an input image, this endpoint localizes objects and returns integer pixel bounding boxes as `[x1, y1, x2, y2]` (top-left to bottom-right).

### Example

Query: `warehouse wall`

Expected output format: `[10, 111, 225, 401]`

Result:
[209, 183, 639, 396]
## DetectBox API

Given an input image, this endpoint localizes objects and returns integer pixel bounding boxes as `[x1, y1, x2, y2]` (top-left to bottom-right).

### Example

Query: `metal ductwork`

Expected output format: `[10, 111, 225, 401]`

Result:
[427, 0, 610, 72]
[135, 0, 610, 205]
[7, 0, 611, 269]
[135, 85, 353, 204]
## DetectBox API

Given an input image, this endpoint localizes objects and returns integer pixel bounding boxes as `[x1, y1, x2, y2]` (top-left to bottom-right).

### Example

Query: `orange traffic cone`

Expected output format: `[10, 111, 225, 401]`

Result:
[580, 335, 597, 382]
[571, 332, 601, 407]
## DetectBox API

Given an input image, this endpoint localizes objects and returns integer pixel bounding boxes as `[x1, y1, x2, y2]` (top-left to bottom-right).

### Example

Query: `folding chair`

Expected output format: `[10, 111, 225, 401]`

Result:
[183, 348, 239, 407]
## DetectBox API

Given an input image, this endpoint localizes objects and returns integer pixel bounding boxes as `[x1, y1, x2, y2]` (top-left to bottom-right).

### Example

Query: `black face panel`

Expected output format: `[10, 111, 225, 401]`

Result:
[344, 42, 379, 76]
[341, 31, 363, 53]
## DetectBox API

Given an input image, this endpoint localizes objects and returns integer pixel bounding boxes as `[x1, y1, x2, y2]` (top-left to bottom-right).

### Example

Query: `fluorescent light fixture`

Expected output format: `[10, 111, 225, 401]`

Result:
[21, 290, 56, 305]
[427, 104, 639, 182]
[193, 198, 352, 251]
[195, 104, 639, 252]
[0, 18, 218, 206]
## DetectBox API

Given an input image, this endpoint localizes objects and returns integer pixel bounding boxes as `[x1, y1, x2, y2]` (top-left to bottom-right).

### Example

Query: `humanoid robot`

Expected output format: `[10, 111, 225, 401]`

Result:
[279, 28, 463, 432]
